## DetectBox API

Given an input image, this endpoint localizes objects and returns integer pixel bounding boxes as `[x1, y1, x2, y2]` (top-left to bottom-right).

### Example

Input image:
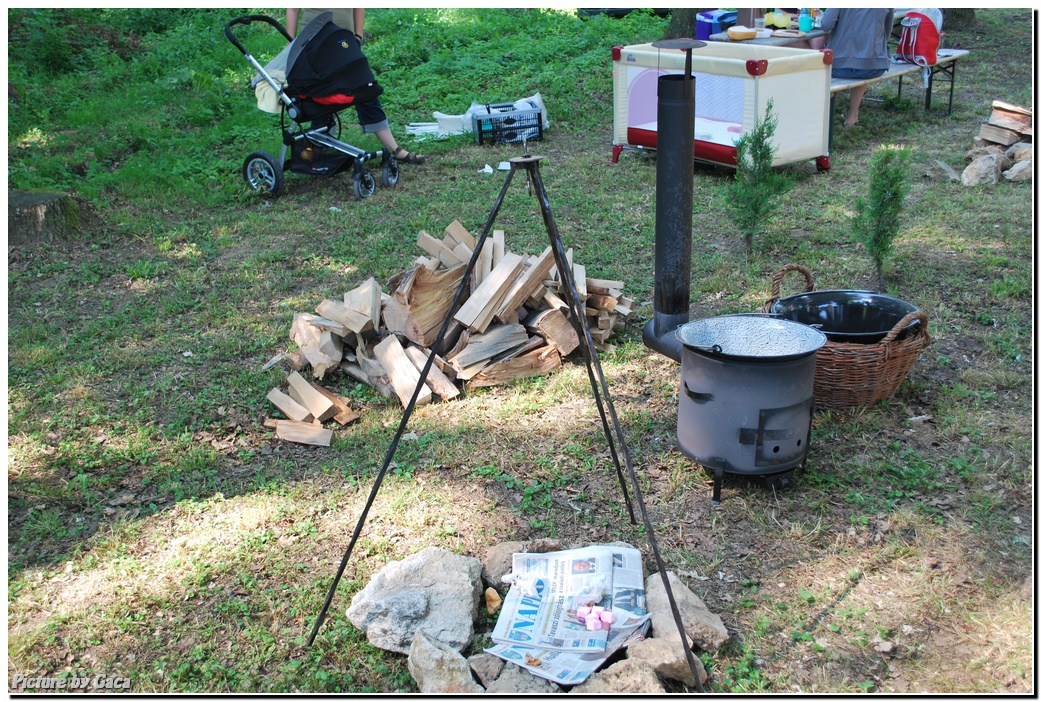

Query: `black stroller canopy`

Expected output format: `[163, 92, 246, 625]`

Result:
[285, 12, 377, 99]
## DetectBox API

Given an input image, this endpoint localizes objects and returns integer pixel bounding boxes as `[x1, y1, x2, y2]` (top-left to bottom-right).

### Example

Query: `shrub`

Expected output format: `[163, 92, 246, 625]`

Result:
[851, 145, 912, 292]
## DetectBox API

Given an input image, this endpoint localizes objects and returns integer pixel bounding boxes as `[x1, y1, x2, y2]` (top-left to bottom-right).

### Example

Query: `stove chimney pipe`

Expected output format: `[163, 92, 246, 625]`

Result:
[642, 40, 701, 362]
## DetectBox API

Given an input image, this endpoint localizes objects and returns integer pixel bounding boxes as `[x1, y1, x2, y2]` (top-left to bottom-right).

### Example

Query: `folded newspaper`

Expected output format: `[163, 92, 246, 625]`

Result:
[486, 545, 650, 685]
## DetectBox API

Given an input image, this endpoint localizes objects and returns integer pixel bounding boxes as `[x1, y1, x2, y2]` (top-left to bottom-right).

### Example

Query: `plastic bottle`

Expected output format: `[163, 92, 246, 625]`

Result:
[799, 8, 813, 33]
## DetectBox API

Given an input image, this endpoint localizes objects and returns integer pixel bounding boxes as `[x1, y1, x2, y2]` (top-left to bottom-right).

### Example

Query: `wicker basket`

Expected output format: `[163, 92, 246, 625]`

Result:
[763, 264, 932, 410]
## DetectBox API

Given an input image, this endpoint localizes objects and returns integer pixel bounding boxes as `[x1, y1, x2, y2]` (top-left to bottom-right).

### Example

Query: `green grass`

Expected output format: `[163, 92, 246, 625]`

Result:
[7, 7, 1034, 696]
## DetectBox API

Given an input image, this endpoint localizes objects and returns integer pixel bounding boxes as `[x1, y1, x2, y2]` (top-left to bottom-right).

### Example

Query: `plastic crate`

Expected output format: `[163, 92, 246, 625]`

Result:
[472, 103, 544, 145]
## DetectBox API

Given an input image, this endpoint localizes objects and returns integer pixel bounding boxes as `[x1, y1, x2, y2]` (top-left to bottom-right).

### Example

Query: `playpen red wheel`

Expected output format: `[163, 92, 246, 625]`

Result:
[816, 155, 831, 173]
[242, 150, 284, 198]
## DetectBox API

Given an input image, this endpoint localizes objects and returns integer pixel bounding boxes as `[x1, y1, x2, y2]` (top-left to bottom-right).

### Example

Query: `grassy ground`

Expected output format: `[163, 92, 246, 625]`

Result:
[7, 8, 1033, 694]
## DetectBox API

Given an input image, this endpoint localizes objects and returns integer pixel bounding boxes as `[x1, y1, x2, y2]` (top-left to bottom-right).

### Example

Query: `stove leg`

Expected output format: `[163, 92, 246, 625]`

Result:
[711, 464, 725, 506]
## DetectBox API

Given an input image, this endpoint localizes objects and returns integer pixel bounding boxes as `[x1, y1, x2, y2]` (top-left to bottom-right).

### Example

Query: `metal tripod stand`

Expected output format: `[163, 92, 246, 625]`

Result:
[306, 153, 705, 692]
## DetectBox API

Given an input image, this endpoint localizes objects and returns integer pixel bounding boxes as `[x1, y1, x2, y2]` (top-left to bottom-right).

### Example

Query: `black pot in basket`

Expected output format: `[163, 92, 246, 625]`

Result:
[770, 290, 920, 344]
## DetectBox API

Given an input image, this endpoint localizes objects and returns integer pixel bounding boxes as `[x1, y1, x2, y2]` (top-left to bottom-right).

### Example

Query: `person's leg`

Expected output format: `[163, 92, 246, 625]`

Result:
[845, 85, 868, 126]
[356, 98, 426, 163]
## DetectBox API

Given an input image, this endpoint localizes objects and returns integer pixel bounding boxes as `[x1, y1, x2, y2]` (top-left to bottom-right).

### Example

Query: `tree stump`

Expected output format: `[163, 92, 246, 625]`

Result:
[8, 191, 82, 246]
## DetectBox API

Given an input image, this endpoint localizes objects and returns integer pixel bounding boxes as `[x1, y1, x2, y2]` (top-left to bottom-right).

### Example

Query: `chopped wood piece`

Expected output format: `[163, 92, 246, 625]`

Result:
[572, 263, 588, 301]
[309, 381, 360, 425]
[445, 220, 477, 250]
[373, 334, 433, 408]
[355, 341, 397, 399]
[263, 353, 286, 371]
[291, 313, 343, 379]
[525, 308, 580, 356]
[404, 345, 460, 400]
[495, 246, 556, 322]
[266, 387, 313, 423]
[448, 323, 531, 370]
[284, 350, 305, 371]
[273, 419, 333, 446]
[977, 123, 1021, 146]
[468, 345, 563, 388]
[263, 418, 279, 429]
[492, 229, 506, 268]
[383, 264, 467, 346]
[542, 290, 570, 314]
[453, 252, 527, 333]
[586, 277, 625, 295]
[586, 294, 618, 312]
[287, 370, 337, 421]
[306, 315, 349, 336]
[417, 230, 463, 267]
[316, 299, 370, 335]
[343, 277, 382, 331]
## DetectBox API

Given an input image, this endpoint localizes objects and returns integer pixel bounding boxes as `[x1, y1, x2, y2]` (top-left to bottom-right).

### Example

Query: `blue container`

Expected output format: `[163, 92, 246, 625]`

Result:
[695, 10, 739, 40]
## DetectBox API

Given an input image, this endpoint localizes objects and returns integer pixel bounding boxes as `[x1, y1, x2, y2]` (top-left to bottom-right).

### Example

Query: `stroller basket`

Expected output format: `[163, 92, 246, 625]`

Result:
[225, 13, 398, 199]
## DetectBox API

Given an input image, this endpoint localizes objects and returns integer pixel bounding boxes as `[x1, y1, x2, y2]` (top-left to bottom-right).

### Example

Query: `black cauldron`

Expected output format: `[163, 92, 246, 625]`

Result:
[770, 290, 919, 344]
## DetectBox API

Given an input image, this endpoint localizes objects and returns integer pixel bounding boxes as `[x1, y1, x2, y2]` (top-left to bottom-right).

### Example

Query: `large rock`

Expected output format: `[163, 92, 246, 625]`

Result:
[407, 629, 484, 694]
[961, 154, 1004, 186]
[1007, 142, 1033, 163]
[482, 541, 526, 589]
[485, 663, 559, 694]
[347, 546, 483, 654]
[627, 636, 708, 688]
[1003, 160, 1033, 181]
[467, 652, 505, 687]
[645, 571, 729, 652]
[571, 658, 666, 694]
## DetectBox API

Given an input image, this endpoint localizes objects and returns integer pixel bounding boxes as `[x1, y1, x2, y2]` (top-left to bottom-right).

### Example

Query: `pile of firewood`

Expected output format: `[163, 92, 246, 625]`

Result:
[976, 100, 1032, 147]
[263, 221, 633, 441]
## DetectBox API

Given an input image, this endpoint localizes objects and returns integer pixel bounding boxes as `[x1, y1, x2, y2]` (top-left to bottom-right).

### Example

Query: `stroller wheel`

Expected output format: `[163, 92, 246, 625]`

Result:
[381, 149, 400, 188]
[353, 170, 376, 199]
[242, 151, 284, 198]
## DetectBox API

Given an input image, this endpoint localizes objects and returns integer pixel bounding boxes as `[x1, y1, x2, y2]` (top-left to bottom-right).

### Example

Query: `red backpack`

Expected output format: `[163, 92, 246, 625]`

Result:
[894, 9, 943, 85]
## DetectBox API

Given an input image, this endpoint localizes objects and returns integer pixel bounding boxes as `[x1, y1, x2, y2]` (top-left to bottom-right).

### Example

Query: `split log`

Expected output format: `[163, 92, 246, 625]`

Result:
[977, 123, 1022, 147]
[343, 277, 382, 332]
[468, 345, 563, 388]
[448, 323, 531, 371]
[453, 252, 527, 333]
[271, 419, 333, 446]
[492, 229, 506, 267]
[404, 346, 461, 400]
[495, 246, 556, 323]
[290, 313, 343, 379]
[525, 308, 580, 356]
[316, 299, 371, 335]
[373, 334, 433, 408]
[383, 264, 467, 346]
[445, 220, 476, 250]
[355, 341, 397, 399]
[287, 371, 337, 422]
[309, 382, 360, 425]
[266, 387, 313, 422]
[417, 230, 463, 267]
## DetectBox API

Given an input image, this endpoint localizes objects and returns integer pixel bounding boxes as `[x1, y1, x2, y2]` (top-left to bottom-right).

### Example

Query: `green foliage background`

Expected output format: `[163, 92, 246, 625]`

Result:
[8, 8, 667, 209]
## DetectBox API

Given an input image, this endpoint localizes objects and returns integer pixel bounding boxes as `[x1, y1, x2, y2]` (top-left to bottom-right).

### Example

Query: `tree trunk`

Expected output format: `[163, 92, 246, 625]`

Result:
[8, 191, 82, 246]
[662, 8, 702, 39]
[940, 9, 975, 31]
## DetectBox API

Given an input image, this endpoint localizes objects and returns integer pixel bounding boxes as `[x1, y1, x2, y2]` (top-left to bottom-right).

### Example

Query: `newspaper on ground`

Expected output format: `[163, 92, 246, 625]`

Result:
[486, 545, 650, 685]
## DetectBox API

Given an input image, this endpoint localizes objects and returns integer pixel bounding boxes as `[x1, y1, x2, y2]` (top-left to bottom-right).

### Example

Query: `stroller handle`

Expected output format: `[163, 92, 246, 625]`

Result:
[225, 15, 293, 55]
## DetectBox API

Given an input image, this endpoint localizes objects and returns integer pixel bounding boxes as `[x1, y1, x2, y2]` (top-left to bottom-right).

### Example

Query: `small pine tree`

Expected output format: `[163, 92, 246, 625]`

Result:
[852, 145, 912, 292]
[726, 100, 791, 255]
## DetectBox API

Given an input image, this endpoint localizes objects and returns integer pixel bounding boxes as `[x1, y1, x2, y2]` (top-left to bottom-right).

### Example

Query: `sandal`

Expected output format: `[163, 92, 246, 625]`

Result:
[394, 146, 427, 165]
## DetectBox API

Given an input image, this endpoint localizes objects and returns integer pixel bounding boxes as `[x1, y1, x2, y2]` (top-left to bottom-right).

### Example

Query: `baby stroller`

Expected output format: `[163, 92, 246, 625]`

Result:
[225, 13, 399, 199]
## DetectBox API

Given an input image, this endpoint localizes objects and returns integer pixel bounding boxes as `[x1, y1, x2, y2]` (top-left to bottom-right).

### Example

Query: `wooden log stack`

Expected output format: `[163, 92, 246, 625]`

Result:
[976, 100, 1032, 148]
[264, 220, 632, 440]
